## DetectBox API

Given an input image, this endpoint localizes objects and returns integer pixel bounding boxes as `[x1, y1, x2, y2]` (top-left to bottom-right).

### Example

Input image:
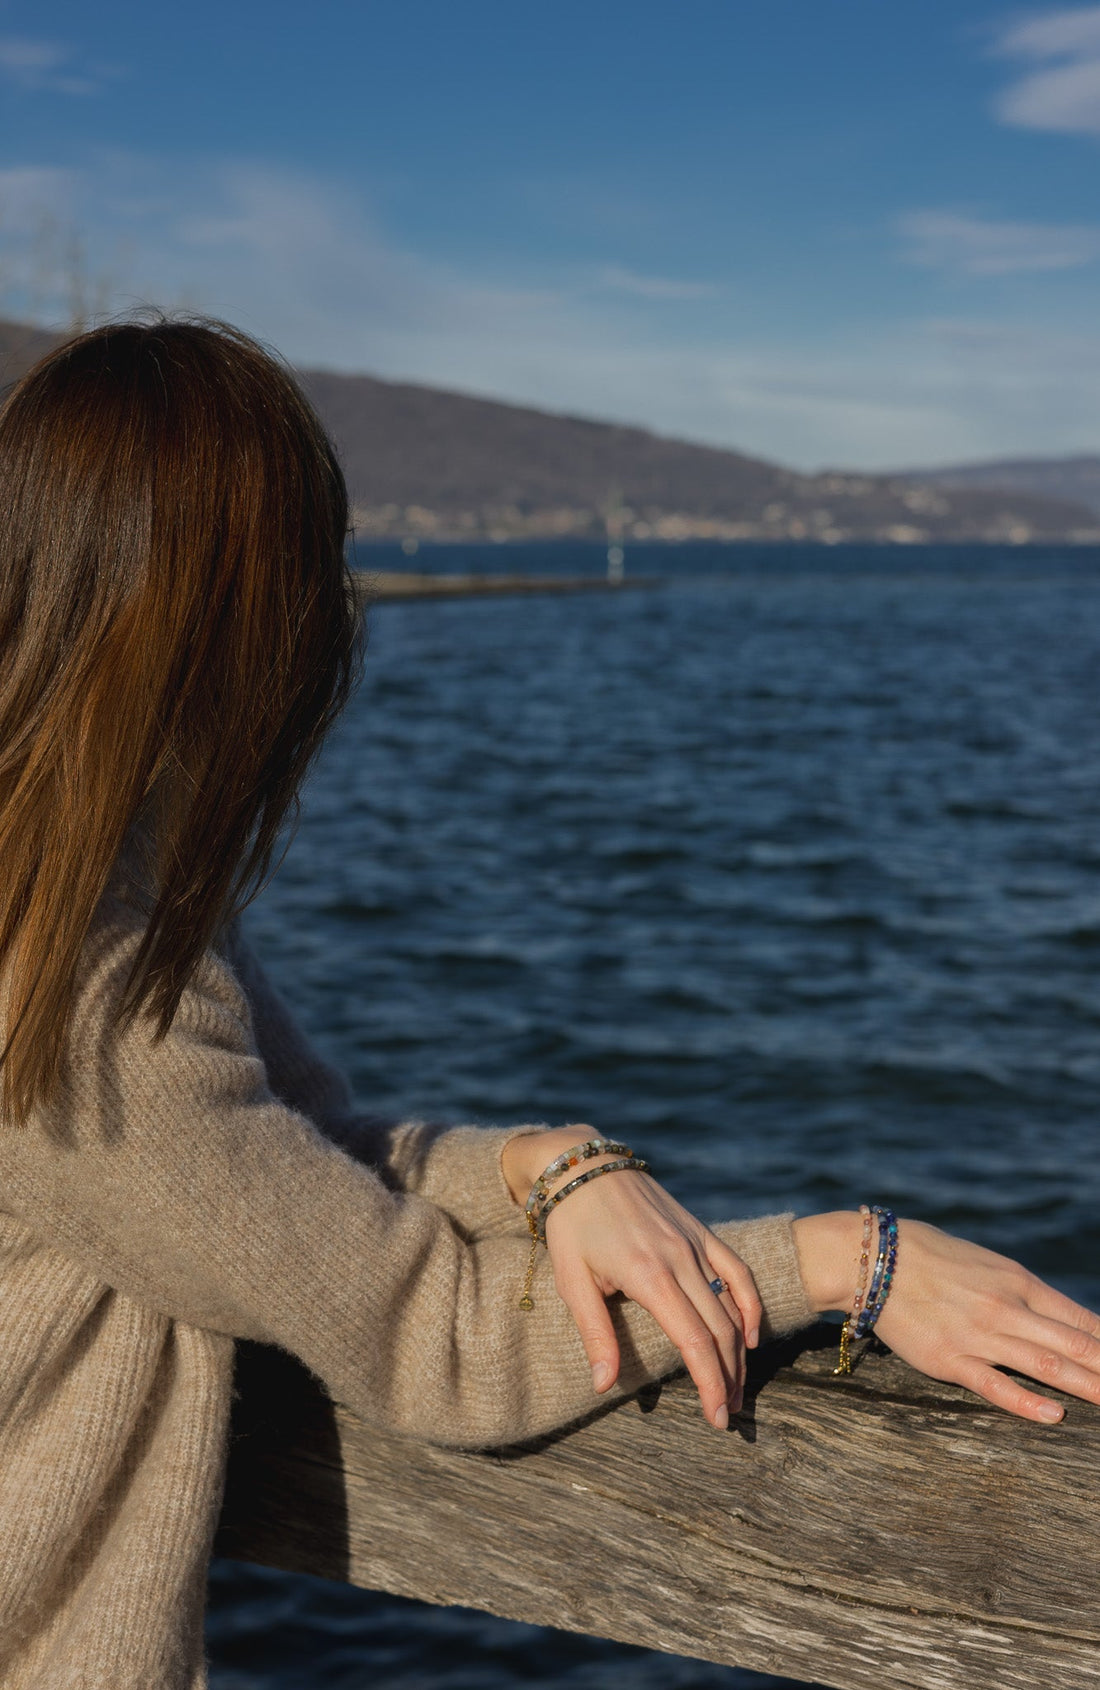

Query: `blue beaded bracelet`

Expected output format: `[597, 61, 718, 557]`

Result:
[854, 1207, 898, 1339]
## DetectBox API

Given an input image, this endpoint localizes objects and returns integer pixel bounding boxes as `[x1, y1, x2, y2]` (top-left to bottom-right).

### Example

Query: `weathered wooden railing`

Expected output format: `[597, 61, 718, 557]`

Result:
[215, 1327, 1100, 1690]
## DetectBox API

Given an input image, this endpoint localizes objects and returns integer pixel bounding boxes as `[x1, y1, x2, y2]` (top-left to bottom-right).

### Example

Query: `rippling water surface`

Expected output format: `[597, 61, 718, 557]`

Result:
[208, 542, 1100, 1689]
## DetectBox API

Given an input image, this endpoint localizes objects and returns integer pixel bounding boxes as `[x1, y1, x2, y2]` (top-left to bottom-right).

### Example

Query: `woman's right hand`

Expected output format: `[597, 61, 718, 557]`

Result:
[793, 1211, 1100, 1423]
[502, 1125, 762, 1429]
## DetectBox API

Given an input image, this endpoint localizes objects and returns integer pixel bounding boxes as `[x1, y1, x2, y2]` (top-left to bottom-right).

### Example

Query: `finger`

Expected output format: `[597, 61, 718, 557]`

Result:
[1017, 1307, 1100, 1372]
[1001, 1335, 1100, 1410]
[556, 1267, 621, 1394]
[706, 1236, 763, 1347]
[627, 1265, 731, 1429]
[682, 1250, 746, 1407]
[1020, 1280, 1100, 1341]
[953, 1357, 1066, 1424]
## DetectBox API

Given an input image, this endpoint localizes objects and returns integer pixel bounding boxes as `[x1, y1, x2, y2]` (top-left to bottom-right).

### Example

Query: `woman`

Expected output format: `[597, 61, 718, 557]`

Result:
[0, 319, 1095, 1690]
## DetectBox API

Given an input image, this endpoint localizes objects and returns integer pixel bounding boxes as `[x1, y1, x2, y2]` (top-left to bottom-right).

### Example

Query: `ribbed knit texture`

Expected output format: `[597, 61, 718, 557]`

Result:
[0, 871, 812, 1687]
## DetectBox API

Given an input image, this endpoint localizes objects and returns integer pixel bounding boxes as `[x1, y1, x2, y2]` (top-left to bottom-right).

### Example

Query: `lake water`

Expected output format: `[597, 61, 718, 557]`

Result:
[207, 541, 1100, 1690]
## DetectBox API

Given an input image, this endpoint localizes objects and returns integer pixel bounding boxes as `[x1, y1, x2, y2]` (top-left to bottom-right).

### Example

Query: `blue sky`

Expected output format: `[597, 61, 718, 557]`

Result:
[1, 1, 1099, 470]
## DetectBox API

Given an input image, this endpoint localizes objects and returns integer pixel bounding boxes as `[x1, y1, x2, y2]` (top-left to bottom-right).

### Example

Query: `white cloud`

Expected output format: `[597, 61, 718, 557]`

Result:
[0, 167, 79, 319]
[594, 264, 718, 301]
[897, 209, 1100, 274]
[997, 8, 1100, 56]
[0, 165, 74, 225]
[993, 6, 1100, 135]
[0, 38, 67, 79]
[0, 36, 121, 96]
[160, 163, 568, 356]
[3, 153, 1099, 472]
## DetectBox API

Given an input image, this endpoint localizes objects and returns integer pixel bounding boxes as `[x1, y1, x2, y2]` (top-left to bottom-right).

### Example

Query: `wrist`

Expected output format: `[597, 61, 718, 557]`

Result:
[501, 1124, 596, 1206]
[791, 1210, 867, 1314]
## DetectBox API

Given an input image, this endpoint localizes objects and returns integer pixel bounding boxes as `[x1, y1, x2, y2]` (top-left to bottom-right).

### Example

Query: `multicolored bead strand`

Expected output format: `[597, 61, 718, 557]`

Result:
[833, 1205, 873, 1376]
[518, 1141, 647, 1310]
[524, 1139, 635, 1229]
[854, 1207, 898, 1340]
[534, 1157, 650, 1244]
[834, 1206, 899, 1375]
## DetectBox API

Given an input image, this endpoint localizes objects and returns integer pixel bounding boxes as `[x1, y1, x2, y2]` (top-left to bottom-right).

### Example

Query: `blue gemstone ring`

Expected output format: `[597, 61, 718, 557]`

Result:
[708, 1278, 726, 1296]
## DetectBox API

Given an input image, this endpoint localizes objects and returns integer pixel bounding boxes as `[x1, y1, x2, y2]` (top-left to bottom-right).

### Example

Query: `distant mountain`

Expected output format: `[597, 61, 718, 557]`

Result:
[298, 366, 1098, 544]
[3, 319, 1097, 544]
[0, 318, 63, 380]
[902, 456, 1100, 522]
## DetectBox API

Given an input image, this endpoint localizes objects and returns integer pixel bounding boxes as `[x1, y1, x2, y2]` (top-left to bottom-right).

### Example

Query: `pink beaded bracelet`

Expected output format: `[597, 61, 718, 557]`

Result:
[834, 1206, 898, 1374]
[833, 1205, 872, 1376]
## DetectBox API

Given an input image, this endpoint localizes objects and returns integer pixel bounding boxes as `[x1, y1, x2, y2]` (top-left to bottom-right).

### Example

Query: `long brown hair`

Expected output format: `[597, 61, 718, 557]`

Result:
[0, 317, 361, 1120]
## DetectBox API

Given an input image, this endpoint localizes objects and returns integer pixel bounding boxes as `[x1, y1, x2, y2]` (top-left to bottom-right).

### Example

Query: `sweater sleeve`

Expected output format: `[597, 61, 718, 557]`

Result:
[2, 905, 812, 1448]
[224, 923, 541, 1241]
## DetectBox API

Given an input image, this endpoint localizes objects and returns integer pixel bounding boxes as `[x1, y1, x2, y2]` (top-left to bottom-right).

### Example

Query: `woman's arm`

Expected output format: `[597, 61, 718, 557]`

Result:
[0, 905, 810, 1450]
[793, 1211, 1100, 1424]
[212, 930, 1100, 1431]
[226, 923, 547, 1241]
[230, 924, 807, 1430]
[34, 914, 1087, 1444]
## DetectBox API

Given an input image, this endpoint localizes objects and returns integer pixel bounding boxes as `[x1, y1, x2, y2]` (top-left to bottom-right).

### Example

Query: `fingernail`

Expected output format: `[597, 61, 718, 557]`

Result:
[591, 1362, 612, 1392]
[1038, 1402, 1063, 1423]
[747, 1327, 760, 1349]
[713, 1404, 729, 1430]
[729, 1389, 743, 1416]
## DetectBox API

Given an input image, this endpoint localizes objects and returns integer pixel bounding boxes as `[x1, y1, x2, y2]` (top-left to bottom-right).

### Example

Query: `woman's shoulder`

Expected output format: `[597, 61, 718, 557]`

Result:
[75, 866, 255, 1067]
[83, 851, 356, 1141]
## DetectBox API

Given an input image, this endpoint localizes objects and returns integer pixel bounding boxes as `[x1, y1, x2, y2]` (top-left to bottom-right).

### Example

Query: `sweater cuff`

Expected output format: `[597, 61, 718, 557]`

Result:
[384, 1121, 545, 1239]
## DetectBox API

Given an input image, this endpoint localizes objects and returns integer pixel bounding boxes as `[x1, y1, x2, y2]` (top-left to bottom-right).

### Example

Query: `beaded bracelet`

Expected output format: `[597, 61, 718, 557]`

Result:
[518, 1149, 649, 1310]
[850, 1204, 874, 1317]
[833, 1206, 898, 1375]
[832, 1205, 873, 1376]
[535, 1157, 650, 1243]
[523, 1139, 635, 1230]
[854, 1207, 898, 1338]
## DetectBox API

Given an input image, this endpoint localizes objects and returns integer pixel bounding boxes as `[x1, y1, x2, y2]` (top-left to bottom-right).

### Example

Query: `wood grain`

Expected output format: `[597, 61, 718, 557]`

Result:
[215, 1327, 1100, 1690]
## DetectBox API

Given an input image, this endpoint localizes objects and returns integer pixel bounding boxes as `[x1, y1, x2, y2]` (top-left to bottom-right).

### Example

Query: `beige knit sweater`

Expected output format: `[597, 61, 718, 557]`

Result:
[0, 869, 812, 1689]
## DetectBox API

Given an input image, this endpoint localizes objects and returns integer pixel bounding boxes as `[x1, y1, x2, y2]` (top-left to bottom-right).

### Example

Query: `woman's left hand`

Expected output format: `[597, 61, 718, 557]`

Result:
[795, 1211, 1100, 1423]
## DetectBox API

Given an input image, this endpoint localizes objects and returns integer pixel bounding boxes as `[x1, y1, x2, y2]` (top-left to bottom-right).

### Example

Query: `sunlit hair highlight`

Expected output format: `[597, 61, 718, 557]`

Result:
[0, 317, 360, 1121]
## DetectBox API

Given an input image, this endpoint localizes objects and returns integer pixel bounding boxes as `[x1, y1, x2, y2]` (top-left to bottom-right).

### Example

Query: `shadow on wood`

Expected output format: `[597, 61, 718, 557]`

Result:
[216, 1341, 350, 1585]
[215, 1327, 1100, 1690]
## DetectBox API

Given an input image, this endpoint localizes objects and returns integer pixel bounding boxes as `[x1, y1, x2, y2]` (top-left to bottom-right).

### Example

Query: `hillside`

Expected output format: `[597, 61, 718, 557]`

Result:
[0, 319, 64, 380]
[300, 366, 1098, 544]
[903, 456, 1100, 522]
[3, 319, 1097, 544]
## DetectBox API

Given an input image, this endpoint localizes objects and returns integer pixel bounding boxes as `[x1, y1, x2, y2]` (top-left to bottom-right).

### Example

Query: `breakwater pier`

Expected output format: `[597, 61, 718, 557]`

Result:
[359, 570, 660, 601]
